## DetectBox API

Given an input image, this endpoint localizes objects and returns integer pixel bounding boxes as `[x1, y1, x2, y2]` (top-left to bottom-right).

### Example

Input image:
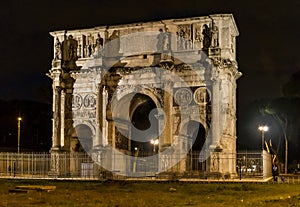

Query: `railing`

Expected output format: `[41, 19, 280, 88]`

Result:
[0, 152, 50, 177]
[0, 151, 270, 180]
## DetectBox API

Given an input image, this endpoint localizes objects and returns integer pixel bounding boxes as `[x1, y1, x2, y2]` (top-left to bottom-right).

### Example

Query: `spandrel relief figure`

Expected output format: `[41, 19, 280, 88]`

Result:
[61, 32, 78, 70]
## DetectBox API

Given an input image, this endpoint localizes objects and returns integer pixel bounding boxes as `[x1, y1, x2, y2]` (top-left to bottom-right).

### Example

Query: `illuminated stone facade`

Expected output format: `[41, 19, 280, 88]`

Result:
[47, 14, 241, 178]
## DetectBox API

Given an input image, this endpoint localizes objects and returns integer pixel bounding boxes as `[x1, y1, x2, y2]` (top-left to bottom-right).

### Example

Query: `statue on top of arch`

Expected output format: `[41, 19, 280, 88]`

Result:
[61, 31, 79, 70]
[210, 21, 219, 48]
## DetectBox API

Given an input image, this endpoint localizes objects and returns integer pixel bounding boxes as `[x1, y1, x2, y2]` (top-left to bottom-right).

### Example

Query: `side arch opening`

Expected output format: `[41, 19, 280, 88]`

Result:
[186, 120, 206, 171]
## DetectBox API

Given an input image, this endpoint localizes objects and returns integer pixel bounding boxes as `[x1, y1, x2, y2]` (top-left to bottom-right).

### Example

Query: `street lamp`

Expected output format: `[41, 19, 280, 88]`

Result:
[17, 117, 22, 154]
[150, 139, 159, 152]
[258, 125, 268, 151]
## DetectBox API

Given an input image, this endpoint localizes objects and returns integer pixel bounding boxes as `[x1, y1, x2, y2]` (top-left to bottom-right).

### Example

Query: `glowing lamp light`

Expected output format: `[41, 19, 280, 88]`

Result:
[17, 116, 22, 154]
[258, 125, 268, 151]
[258, 125, 268, 132]
[150, 139, 159, 145]
[150, 139, 159, 152]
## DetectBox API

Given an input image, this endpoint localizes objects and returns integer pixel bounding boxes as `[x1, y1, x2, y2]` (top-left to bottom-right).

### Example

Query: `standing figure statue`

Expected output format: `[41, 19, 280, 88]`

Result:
[54, 37, 61, 60]
[157, 28, 164, 52]
[95, 33, 104, 50]
[163, 27, 171, 51]
[211, 24, 219, 47]
[202, 24, 211, 50]
[94, 33, 104, 57]
[157, 27, 171, 52]
[61, 32, 78, 70]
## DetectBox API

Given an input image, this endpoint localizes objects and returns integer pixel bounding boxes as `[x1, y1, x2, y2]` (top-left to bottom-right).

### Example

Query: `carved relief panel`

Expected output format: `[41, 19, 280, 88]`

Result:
[176, 24, 193, 50]
[72, 93, 97, 120]
[74, 33, 104, 58]
[193, 25, 203, 50]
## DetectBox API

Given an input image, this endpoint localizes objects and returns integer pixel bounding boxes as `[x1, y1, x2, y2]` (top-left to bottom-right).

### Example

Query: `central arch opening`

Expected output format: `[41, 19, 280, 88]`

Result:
[130, 93, 159, 156]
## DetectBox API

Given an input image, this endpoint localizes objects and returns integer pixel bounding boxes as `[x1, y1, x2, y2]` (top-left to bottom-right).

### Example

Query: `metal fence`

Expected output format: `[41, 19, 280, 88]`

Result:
[0, 151, 270, 180]
[0, 152, 51, 178]
[237, 150, 272, 179]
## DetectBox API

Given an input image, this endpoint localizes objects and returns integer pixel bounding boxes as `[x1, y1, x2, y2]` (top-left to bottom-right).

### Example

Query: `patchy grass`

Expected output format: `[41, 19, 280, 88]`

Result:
[0, 179, 300, 207]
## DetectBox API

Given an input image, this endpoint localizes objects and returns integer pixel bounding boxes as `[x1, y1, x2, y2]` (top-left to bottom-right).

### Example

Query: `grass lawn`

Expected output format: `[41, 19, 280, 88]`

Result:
[0, 179, 300, 207]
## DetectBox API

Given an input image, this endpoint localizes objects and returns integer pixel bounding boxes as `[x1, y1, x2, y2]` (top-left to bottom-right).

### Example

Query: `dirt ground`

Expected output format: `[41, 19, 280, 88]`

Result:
[0, 179, 300, 207]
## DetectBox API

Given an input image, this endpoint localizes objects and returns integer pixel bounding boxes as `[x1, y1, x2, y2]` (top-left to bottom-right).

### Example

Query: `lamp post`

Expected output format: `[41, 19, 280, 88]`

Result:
[17, 117, 22, 154]
[150, 139, 159, 152]
[258, 125, 268, 151]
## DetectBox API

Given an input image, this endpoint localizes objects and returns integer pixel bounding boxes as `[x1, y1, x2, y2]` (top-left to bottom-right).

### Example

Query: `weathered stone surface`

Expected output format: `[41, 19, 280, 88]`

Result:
[47, 14, 241, 178]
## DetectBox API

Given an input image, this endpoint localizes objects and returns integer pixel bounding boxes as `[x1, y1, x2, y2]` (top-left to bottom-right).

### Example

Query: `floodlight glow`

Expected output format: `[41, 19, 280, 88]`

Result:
[150, 139, 159, 145]
[258, 125, 268, 132]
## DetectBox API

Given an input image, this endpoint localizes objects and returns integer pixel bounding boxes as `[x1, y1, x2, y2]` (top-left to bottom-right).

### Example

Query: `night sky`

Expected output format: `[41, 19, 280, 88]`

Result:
[1, 0, 300, 150]
[1, 0, 299, 103]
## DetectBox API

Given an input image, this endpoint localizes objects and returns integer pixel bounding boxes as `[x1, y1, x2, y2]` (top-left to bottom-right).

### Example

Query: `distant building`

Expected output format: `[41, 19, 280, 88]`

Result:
[47, 14, 241, 178]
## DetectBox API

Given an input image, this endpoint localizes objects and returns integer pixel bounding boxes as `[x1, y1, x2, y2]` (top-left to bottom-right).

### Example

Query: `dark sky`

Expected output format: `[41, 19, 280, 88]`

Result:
[1, 0, 300, 106]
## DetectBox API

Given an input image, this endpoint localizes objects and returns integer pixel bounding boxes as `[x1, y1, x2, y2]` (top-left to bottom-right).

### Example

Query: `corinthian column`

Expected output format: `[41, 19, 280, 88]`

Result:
[60, 90, 65, 147]
[161, 81, 173, 149]
[95, 84, 108, 148]
[53, 86, 61, 149]
[210, 69, 220, 148]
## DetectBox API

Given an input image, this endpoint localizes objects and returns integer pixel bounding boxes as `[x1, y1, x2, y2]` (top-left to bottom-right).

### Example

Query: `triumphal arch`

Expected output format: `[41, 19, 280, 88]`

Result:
[47, 14, 241, 178]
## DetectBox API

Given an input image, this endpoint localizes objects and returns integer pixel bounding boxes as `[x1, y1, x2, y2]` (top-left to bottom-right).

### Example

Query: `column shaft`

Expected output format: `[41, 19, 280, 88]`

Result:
[60, 90, 65, 147]
[53, 86, 61, 148]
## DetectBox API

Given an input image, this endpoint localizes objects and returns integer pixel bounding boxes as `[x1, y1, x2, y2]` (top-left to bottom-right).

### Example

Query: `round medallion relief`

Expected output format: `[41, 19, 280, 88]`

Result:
[174, 88, 193, 106]
[83, 94, 96, 108]
[72, 94, 83, 110]
[194, 87, 207, 104]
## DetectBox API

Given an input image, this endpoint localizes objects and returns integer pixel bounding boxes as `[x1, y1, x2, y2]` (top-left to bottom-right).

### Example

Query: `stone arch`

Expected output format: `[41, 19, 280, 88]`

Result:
[130, 93, 159, 151]
[49, 14, 241, 178]
[180, 119, 208, 172]
[73, 120, 96, 136]
[180, 116, 209, 137]
[181, 119, 208, 149]
[73, 123, 95, 153]
[110, 85, 162, 112]
[112, 91, 160, 154]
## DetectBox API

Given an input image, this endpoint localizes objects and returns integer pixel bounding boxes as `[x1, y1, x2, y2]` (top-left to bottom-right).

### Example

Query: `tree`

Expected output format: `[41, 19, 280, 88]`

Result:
[282, 70, 300, 98]
[260, 97, 300, 173]
[258, 70, 300, 173]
